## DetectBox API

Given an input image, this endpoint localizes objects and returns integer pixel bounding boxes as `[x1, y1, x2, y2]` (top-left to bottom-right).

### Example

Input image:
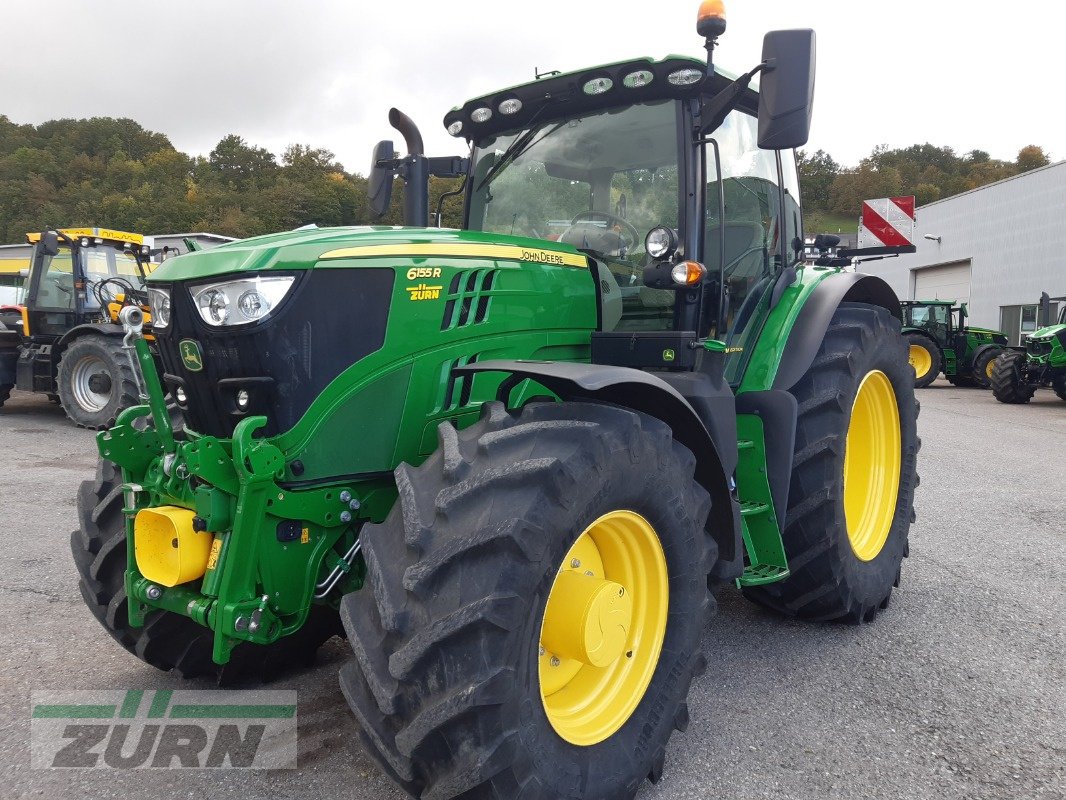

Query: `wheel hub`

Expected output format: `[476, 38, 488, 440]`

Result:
[87, 372, 112, 394]
[541, 571, 632, 667]
[908, 344, 932, 378]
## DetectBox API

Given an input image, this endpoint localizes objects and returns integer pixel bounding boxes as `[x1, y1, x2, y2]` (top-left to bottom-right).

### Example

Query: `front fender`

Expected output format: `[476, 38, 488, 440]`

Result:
[453, 359, 739, 566]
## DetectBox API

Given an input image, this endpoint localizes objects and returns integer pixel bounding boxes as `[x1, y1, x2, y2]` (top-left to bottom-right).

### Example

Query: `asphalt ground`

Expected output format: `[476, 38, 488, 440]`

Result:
[0, 380, 1062, 800]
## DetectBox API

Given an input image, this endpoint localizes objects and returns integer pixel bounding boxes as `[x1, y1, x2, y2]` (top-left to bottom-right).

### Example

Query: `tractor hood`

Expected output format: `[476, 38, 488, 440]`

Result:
[148, 226, 588, 283]
[1029, 323, 1066, 341]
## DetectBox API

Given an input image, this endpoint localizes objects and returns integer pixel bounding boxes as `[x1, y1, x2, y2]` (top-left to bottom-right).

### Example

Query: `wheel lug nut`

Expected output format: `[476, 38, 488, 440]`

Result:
[539, 646, 545, 657]
[571, 559, 581, 568]
[550, 656, 560, 667]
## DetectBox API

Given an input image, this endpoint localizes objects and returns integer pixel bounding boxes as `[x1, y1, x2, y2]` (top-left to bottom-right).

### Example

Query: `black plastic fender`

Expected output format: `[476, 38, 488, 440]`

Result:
[773, 272, 902, 391]
[453, 359, 739, 564]
[55, 322, 124, 354]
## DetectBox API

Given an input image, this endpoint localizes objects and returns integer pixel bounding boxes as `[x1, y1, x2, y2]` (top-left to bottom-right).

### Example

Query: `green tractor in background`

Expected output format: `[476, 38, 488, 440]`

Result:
[70, 5, 920, 798]
[902, 299, 1008, 388]
[991, 292, 1066, 403]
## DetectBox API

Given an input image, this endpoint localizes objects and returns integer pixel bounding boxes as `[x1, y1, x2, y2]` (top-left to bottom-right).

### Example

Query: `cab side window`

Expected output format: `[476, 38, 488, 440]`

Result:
[36, 251, 75, 310]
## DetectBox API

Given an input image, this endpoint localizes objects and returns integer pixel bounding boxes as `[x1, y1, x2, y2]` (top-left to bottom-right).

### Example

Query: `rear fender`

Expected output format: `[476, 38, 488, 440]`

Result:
[771, 272, 902, 392]
[971, 342, 1006, 368]
[55, 323, 124, 356]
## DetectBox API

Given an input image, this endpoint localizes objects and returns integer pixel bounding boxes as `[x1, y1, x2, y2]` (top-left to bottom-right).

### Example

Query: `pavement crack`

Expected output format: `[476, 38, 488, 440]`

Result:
[0, 584, 66, 603]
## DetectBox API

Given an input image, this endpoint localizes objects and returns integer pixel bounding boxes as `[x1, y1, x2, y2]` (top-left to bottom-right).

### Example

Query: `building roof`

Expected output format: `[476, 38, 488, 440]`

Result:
[917, 159, 1066, 211]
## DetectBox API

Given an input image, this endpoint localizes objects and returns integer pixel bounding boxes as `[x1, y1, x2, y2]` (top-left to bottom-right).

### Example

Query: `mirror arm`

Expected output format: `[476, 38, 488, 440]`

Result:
[699, 61, 770, 136]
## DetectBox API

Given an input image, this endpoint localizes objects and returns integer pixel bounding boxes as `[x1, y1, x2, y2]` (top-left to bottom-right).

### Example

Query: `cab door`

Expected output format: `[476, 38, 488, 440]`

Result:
[25, 243, 78, 339]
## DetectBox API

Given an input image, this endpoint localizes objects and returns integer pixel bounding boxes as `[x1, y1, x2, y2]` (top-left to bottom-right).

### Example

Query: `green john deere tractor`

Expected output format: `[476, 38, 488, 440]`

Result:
[71, 7, 920, 798]
[991, 292, 1066, 403]
[901, 299, 1008, 389]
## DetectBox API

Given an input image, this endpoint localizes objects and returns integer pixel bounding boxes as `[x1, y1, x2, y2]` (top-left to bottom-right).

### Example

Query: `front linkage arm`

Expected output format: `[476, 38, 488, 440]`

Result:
[96, 313, 365, 665]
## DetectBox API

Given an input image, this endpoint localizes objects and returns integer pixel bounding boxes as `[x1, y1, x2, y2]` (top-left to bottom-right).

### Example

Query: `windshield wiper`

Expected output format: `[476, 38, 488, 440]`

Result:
[475, 118, 565, 193]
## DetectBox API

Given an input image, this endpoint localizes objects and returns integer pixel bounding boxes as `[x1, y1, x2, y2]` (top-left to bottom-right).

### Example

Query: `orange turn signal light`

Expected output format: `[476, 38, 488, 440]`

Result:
[671, 261, 707, 286]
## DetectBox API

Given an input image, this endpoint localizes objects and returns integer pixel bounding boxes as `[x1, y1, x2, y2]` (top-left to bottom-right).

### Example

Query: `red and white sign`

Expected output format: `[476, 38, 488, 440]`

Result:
[858, 196, 916, 248]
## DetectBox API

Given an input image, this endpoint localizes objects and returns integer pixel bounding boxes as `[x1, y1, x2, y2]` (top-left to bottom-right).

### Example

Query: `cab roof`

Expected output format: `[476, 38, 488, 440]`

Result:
[443, 55, 752, 142]
[26, 227, 145, 246]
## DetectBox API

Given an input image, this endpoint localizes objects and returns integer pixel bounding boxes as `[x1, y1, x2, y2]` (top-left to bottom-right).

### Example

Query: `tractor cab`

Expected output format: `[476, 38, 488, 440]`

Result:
[22, 227, 153, 338]
[902, 300, 955, 343]
[373, 27, 816, 387]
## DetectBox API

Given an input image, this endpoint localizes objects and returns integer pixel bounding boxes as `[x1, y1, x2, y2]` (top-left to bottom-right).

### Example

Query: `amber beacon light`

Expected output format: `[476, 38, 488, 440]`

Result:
[697, 0, 727, 39]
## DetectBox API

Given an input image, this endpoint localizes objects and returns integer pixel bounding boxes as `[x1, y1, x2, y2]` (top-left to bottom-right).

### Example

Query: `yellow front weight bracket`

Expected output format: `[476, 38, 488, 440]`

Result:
[134, 505, 214, 587]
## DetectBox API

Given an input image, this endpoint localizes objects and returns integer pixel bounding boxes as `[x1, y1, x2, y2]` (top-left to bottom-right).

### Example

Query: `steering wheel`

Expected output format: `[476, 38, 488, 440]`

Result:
[93, 277, 137, 306]
[564, 211, 641, 255]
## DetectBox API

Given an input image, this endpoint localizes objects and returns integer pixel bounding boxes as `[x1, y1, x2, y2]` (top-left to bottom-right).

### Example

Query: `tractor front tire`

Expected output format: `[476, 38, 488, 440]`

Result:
[990, 351, 1035, 404]
[340, 401, 717, 800]
[57, 335, 139, 429]
[744, 303, 919, 622]
[1051, 372, 1066, 402]
[905, 332, 940, 388]
[972, 348, 1003, 389]
[72, 458, 343, 681]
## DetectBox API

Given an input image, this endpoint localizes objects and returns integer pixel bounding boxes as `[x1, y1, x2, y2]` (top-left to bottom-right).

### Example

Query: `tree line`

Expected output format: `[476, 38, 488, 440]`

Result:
[0, 115, 461, 244]
[797, 143, 1052, 222]
[0, 114, 1053, 243]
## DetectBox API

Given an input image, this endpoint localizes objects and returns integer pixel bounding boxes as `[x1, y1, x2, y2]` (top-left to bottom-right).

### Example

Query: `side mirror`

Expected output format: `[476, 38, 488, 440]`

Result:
[39, 230, 60, 257]
[813, 233, 839, 252]
[757, 29, 816, 150]
[368, 140, 397, 217]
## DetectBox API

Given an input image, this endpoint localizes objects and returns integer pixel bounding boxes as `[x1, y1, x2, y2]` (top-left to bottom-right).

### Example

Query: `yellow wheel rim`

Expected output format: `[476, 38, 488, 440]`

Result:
[538, 510, 668, 746]
[843, 371, 902, 561]
[908, 344, 932, 379]
[986, 359, 995, 379]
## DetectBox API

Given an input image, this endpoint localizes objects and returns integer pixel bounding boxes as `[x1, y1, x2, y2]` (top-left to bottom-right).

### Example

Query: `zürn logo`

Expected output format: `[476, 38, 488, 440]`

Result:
[179, 339, 204, 372]
[30, 689, 296, 769]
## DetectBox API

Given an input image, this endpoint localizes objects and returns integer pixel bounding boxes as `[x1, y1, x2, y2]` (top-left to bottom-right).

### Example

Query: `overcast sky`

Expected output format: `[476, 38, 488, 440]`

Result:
[2, 0, 1061, 173]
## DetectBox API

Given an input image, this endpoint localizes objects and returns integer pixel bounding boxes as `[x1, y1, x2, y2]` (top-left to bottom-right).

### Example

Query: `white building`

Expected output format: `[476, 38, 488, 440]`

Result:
[872, 160, 1066, 345]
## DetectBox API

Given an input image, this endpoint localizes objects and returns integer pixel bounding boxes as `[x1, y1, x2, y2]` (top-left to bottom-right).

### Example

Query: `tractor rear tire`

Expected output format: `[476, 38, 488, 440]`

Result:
[0, 384, 11, 409]
[71, 458, 343, 681]
[905, 332, 940, 388]
[57, 335, 139, 429]
[972, 348, 1003, 389]
[990, 351, 1035, 404]
[339, 401, 717, 800]
[743, 303, 919, 623]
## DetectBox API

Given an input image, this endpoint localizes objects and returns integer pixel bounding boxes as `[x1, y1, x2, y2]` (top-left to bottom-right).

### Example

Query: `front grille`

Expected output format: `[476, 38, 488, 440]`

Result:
[156, 269, 394, 437]
[1027, 339, 1052, 357]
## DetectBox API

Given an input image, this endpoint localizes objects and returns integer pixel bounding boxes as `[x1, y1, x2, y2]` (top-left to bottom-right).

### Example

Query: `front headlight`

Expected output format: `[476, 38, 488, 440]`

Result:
[645, 226, 678, 259]
[147, 287, 171, 329]
[191, 276, 295, 327]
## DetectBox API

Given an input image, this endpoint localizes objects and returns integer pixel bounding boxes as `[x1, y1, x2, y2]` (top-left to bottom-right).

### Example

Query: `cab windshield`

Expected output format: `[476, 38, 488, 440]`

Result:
[81, 246, 145, 309]
[468, 100, 680, 328]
